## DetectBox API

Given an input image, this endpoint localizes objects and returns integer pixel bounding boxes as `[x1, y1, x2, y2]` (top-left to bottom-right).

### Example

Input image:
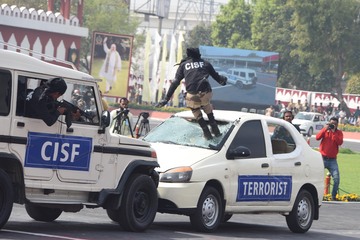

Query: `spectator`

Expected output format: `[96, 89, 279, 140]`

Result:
[354, 106, 360, 122]
[316, 117, 343, 201]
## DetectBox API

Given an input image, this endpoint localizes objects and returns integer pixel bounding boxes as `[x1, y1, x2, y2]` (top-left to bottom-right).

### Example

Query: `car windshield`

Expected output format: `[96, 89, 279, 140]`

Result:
[143, 116, 233, 149]
[294, 112, 312, 121]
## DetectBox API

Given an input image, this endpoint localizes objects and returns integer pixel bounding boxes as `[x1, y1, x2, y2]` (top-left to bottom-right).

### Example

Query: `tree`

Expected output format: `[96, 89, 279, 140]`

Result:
[211, 0, 253, 49]
[346, 74, 360, 94]
[289, 0, 360, 115]
[185, 24, 213, 49]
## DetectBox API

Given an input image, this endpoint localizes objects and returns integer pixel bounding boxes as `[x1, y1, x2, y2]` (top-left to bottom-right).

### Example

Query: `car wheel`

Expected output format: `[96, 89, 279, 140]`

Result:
[118, 174, 158, 232]
[286, 189, 314, 233]
[307, 127, 313, 137]
[106, 208, 120, 222]
[0, 169, 14, 229]
[236, 81, 244, 89]
[190, 186, 223, 232]
[25, 204, 62, 222]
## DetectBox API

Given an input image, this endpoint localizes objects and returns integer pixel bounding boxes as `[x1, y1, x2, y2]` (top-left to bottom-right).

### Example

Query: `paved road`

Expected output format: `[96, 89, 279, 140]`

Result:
[2, 202, 359, 240]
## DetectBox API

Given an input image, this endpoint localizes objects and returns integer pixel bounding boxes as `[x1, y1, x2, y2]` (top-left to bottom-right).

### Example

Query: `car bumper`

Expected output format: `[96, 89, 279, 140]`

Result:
[157, 181, 205, 209]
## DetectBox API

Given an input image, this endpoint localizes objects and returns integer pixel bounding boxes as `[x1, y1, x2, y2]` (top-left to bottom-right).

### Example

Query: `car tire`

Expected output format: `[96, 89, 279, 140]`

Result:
[286, 189, 314, 233]
[118, 174, 158, 232]
[25, 204, 62, 222]
[0, 169, 14, 230]
[190, 186, 223, 232]
[307, 127, 313, 137]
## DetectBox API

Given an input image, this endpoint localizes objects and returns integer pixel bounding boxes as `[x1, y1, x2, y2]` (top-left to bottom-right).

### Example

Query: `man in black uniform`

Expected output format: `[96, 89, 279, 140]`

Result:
[25, 77, 79, 126]
[157, 48, 227, 139]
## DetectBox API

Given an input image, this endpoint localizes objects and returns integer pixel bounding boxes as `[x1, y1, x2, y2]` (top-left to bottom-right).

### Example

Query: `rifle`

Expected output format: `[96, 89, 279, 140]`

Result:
[57, 100, 93, 128]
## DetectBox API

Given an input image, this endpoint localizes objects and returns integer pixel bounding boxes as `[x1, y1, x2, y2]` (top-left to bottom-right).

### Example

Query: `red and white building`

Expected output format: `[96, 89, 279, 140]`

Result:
[0, 0, 88, 68]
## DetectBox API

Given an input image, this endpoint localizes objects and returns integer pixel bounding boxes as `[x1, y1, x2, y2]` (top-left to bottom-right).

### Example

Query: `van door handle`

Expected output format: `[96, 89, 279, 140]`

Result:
[295, 162, 301, 166]
[261, 163, 269, 168]
[17, 122, 25, 127]
[66, 128, 74, 133]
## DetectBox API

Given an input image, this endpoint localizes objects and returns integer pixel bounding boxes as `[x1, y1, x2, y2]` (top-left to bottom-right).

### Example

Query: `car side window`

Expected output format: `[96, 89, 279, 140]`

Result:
[0, 70, 11, 116]
[228, 120, 266, 158]
[270, 123, 296, 154]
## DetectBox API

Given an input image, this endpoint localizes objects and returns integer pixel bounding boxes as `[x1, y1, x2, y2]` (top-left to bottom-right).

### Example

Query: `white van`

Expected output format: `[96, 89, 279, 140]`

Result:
[0, 49, 159, 232]
[226, 67, 257, 89]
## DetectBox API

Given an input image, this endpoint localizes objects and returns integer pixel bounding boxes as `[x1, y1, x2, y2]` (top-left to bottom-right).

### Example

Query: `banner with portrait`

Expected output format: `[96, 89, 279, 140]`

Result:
[90, 32, 134, 98]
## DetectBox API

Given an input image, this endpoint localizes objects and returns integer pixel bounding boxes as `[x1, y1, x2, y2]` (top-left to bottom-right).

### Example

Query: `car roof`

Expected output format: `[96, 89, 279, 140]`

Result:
[297, 111, 322, 116]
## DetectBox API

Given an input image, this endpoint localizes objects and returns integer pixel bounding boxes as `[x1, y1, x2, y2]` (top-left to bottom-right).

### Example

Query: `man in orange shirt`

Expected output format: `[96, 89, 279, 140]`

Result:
[315, 117, 343, 200]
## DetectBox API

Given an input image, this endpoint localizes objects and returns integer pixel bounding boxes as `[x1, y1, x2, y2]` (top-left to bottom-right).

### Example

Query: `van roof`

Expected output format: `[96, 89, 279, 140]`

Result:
[0, 49, 96, 82]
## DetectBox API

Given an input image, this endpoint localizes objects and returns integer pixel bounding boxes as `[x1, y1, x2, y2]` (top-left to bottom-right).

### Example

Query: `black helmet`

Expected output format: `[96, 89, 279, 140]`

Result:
[46, 77, 67, 95]
[186, 48, 201, 59]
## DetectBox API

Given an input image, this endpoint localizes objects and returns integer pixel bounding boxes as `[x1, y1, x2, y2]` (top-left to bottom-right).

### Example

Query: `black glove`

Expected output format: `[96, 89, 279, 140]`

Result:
[219, 75, 227, 86]
[156, 99, 168, 108]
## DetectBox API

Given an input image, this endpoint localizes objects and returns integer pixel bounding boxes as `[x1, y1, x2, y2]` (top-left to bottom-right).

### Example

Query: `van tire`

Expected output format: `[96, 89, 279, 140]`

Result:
[0, 169, 13, 229]
[25, 204, 62, 222]
[118, 174, 158, 232]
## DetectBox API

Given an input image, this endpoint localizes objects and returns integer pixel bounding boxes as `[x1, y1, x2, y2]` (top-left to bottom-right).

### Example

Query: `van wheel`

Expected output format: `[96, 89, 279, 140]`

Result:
[190, 186, 223, 232]
[0, 169, 13, 229]
[236, 81, 244, 89]
[118, 174, 158, 232]
[106, 209, 120, 222]
[286, 190, 314, 233]
[25, 204, 62, 222]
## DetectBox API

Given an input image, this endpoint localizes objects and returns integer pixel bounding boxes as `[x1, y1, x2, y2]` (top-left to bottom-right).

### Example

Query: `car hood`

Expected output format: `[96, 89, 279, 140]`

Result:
[149, 142, 217, 172]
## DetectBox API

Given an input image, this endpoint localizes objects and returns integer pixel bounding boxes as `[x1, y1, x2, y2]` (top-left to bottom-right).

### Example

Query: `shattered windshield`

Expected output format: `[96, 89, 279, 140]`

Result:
[143, 116, 233, 149]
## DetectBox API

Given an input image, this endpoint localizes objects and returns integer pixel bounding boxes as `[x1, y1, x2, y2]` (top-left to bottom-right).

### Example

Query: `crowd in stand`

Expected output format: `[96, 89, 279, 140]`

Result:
[265, 99, 360, 127]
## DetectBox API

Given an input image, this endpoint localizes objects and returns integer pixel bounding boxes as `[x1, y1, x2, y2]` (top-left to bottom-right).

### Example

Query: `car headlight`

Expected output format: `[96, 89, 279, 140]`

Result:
[160, 166, 192, 183]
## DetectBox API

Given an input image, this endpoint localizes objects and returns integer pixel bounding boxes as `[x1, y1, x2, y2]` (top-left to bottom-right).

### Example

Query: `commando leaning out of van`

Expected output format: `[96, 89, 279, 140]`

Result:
[25, 77, 80, 126]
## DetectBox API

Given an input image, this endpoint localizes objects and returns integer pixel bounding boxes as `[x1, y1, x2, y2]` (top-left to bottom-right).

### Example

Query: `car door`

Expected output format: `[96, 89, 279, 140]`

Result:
[56, 82, 103, 184]
[226, 119, 272, 207]
[268, 122, 301, 207]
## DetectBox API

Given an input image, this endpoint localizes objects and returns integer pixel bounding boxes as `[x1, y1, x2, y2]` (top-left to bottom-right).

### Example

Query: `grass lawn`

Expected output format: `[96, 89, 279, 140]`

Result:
[325, 152, 360, 196]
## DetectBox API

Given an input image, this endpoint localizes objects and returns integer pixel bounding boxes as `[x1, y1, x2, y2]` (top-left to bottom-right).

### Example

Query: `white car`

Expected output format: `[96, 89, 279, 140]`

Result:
[143, 110, 324, 233]
[292, 112, 328, 137]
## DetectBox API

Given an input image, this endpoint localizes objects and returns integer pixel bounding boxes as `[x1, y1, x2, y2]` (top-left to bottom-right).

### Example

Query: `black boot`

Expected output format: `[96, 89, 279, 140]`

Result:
[198, 118, 213, 140]
[207, 113, 221, 137]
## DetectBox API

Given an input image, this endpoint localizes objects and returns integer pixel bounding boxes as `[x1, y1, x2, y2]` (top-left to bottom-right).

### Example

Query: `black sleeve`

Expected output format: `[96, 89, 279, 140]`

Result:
[35, 98, 61, 126]
[207, 62, 225, 84]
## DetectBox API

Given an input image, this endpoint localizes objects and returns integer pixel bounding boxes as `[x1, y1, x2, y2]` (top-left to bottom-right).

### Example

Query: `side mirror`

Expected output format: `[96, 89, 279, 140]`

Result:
[98, 110, 110, 133]
[226, 146, 251, 160]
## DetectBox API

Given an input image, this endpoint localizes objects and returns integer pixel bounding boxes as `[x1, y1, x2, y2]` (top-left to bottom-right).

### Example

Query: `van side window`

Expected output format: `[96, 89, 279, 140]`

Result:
[0, 70, 12, 116]
[63, 83, 100, 125]
[16, 76, 45, 116]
